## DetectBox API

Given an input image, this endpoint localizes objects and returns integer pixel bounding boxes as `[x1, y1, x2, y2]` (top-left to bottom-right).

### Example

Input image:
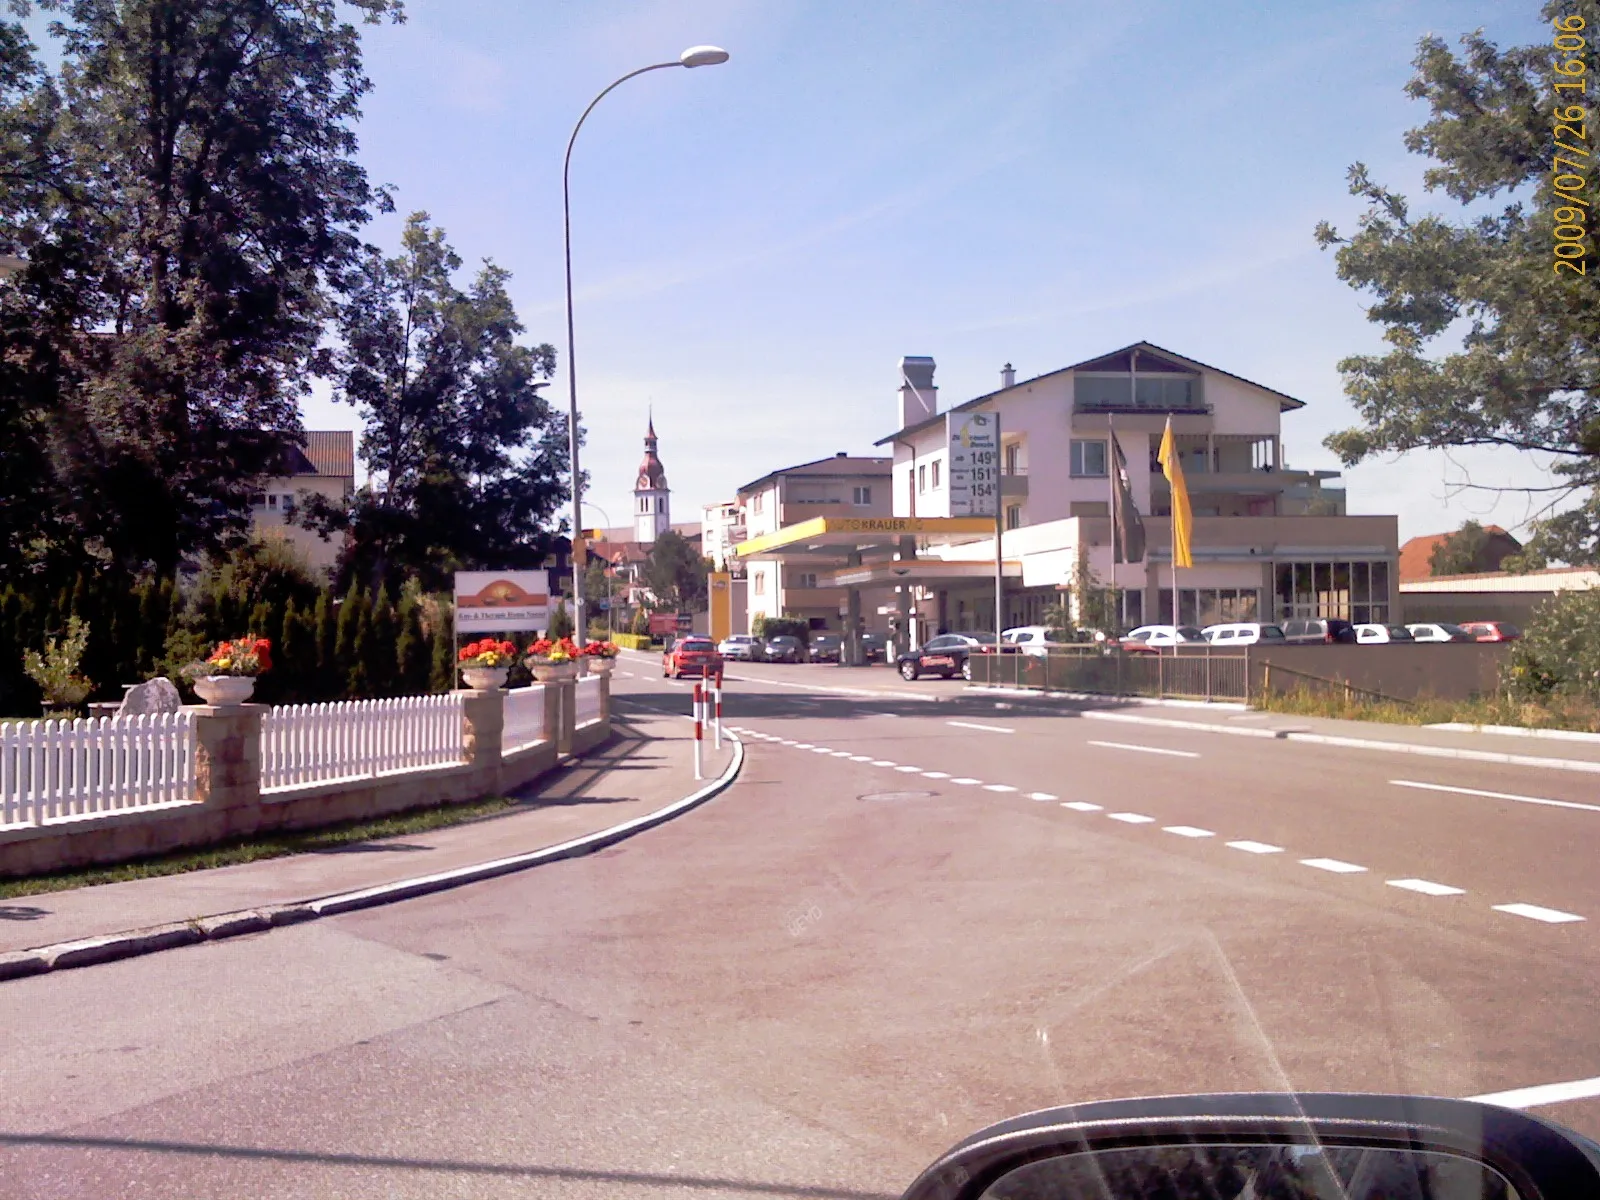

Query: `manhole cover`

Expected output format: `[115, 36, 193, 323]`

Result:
[858, 789, 936, 802]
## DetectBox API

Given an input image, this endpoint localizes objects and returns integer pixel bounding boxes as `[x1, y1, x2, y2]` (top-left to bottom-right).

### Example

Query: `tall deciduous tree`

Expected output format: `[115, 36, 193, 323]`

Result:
[1315, 1, 1600, 566]
[644, 529, 710, 613]
[321, 212, 567, 591]
[1429, 520, 1492, 577]
[0, 0, 403, 575]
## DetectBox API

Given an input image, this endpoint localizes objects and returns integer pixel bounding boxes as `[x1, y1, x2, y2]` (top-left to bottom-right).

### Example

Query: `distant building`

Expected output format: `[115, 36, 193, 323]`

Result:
[633, 415, 671, 545]
[248, 431, 354, 577]
[701, 500, 745, 574]
[1398, 525, 1522, 582]
[1401, 566, 1598, 625]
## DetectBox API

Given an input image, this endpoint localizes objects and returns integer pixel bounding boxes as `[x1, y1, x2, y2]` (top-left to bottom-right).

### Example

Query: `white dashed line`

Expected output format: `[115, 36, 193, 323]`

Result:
[871, 760, 897, 768]
[1492, 903, 1585, 924]
[831, 750, 853, 757]
[982, 784, 1018, 793]
[895, 765, 923, 773]
[1163, 825, 1215, 838]
[793, 743, 813, 749]
[1226, 840, 1283, 855]
[1388, 878, 1466, 897]
[1087, 740, 1201, 759]
[922, 771, 952, 780]
[1300, 858, 1368, 874]
[810, 747, 834, 754]
[1028, 792, 1058, 801]
[1107, 812, 1156, 824]
[1062, 801, 1103, 812]
[947, 721, 1015, 734]
[950, 777, 982, 785]
[1392, 779, 1600, 814]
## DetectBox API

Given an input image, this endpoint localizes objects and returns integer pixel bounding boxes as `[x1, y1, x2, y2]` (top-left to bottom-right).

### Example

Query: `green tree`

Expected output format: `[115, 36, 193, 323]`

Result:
[347, 595, 373, 698]
[312, 590, 335, 677]
[1, 0, 405, 577]
[644, 530, 711, 613]
[428, 611, 455, 693]
[1429, 520, 1493, 576]
[1505, 589, 1600, 701]
[315, 212, 566, 592]
[395, 594, 428, 695]
[1315, 1, 1600, 567]
[547, 598, 574, 640]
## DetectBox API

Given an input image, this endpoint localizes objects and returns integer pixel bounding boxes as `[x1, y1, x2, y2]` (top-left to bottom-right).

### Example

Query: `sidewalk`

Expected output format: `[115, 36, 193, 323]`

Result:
[0, 710, 736, 958]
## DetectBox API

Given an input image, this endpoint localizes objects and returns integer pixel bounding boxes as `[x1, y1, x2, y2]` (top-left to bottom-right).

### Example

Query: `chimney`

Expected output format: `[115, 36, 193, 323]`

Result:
[835, 451, 848, 458]
[1000, 362, 1015, 389]
[898, 356, 937, 428]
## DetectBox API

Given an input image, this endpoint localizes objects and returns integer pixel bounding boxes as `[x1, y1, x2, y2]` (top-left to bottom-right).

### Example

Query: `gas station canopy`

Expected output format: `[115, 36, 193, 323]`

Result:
[735, 516, 996, 561]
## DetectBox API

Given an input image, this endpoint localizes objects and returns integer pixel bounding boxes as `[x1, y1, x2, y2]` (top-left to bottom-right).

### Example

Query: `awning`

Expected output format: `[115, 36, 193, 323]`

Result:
[735, 515, 995, 561]
[827, 560, 1023, 587]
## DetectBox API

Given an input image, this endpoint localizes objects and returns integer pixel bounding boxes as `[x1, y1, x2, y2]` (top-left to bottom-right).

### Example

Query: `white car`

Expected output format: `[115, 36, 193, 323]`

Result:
[1119, 625, 1207, 652]
[717, 635, 761, 661]
[1001, 625, 1071, 656]
[1201, 622, 1287, 646]
[1406, 622, 1473, 643]
[1354, 623, 1417, 644]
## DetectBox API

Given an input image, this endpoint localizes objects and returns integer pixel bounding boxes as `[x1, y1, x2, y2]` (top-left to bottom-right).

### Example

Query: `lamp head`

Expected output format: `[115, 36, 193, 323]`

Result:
[680, 45, 729, 68]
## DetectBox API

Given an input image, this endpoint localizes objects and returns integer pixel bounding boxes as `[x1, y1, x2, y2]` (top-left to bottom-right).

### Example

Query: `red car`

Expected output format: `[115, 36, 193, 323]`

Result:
[662, 635, 723, 678]
[1459, 620, 1522, 643]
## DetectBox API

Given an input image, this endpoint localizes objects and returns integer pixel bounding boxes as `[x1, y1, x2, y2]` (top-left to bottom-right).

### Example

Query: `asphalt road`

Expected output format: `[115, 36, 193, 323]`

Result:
[0, 665, 1596, 1198]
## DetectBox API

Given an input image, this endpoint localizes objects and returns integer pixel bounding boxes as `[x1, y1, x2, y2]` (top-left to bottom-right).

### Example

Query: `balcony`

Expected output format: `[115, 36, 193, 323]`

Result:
[1001, 466, 1028, 498]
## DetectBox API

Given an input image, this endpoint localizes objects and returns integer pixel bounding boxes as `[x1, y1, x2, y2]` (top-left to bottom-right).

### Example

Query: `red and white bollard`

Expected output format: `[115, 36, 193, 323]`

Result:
[712, 668, 724, 749]
[692, 681, 705, 781]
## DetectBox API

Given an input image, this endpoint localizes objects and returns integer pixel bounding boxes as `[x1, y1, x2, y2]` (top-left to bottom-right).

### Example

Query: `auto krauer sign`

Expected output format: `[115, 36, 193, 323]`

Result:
[453, 571, 550, 633]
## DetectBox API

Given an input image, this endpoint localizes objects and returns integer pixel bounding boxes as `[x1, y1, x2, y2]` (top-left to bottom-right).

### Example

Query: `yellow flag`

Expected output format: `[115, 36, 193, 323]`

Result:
[1157, 417, 1193, 569]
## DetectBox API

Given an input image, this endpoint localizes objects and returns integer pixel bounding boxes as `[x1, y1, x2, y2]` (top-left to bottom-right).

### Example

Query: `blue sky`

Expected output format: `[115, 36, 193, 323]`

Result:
[36, 0, 1564, 542]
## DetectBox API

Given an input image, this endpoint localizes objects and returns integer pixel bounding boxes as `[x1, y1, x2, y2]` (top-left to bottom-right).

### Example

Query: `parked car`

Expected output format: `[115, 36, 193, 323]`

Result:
[1459, 620, 1522, 642]
[1200, 622, 1285, 646]
[1002, 625, 1073, 656]
[717, 634, 760, 661]
[1118, 625, 1207, 653]
[1354, 623, 1416, 644]
[809, 633, 843, 663]
[860, 632, 888, 663]
[662, 636, 723, 678]
[896, 632, 1002, 681]
[760, 635, 808, 663]
[1406, 622, 1475, 643]
[1279, 617, 1358, 644]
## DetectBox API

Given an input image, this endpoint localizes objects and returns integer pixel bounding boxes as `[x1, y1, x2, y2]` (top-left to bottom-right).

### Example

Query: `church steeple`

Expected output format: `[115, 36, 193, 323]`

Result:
[633, 410, 670, 544]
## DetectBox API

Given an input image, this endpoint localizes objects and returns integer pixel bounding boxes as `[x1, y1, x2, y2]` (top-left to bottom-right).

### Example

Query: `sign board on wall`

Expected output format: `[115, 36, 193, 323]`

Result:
[947, 411, 999, 518]
[453, 572, 550, 633]
[648, 612, 694, 636]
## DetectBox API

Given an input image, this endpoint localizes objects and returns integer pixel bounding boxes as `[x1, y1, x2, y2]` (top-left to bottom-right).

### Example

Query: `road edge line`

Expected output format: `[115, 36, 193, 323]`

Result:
[0, 734, 745, 983]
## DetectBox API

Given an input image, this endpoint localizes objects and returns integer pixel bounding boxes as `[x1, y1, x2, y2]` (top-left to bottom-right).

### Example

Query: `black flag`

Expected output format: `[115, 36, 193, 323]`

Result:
[1110, 430, 1146, 564]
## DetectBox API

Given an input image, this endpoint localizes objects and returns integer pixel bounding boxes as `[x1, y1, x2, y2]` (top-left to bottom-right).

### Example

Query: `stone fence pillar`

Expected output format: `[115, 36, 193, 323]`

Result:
[191, 704, 265, 810]
[458, 688, 506, 789]
[550, 680, 577, 756]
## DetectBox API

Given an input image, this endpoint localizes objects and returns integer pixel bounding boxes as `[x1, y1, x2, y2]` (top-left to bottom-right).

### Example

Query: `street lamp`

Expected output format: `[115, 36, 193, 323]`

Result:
[563, 45, 729, 644]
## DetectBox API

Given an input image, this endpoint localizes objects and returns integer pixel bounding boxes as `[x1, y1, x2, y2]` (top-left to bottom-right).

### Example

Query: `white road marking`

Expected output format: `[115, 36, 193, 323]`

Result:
[871, 760, 897, 768]
[810, 747, 834, 754]
[1227, 840, 1283, 855]
[1062, 801, 1103, 812]
[922, 771, 952, 780]
[1163, 825, 1215, 838]
[1300, 857, 1368, 874]
[950, 777, 982, 785]
[947, 721, 1015, 734]
[1469, 1075, 1600, 1109]
[1029, 792, 1058, 801]
[895, 765, 923, 773]
[875, 712, 901, 718]
[831, 750, 853, 757]
[780, 740, 797, 746]
[1392, 779, 1600, 814]
[1492, 903, 1585, 924]
[849, 755, 873, 762]
[793, 743, 813, 749]
[982, 784, 1018, 793]
[1388, 878, 1466, 897]
[1088, 740, 1200, 759]
[1107, 812, 1155, 824]
[618, 671, 636, 678]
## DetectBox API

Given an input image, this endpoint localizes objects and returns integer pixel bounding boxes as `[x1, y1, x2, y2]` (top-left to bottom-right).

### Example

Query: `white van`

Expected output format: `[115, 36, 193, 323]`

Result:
[1201, 622, 1287, 646]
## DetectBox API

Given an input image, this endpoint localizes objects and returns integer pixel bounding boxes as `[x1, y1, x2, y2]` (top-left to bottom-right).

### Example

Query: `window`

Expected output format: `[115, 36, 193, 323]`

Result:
[796, 572, 818, 589]
[1075, 374, 1199, 411]
[931, 461, 941, 489]
[852, 485, 872, 506]
[752, 492, 764, 514]
[753, 573, 766, 595]
[1005, 443, 1022, 473]
[1070, 440, 1108, 477]
[1274, 560, 1390, 623]
[266, 494, 279, 510]
[1158, 589, 1261, 626]
[1005, 504, 1022, 530]
[1070, 501, 1110, 518]
[918, 464, 927, 494]
[249, 492, 266, 507]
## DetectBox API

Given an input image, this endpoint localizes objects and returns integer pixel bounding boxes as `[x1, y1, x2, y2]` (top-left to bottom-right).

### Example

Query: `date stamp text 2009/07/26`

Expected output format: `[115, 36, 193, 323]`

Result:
[1552, 14, 1593, 275]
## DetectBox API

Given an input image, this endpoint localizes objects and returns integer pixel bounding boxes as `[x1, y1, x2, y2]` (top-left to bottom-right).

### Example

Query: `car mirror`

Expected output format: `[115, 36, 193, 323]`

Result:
[900, 1093, 1600, 1200]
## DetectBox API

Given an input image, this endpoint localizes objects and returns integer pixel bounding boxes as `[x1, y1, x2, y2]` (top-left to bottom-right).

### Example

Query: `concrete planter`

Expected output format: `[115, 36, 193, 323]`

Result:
[192, 675, 256, 706]
[460, 666, 509, 690]
[582, 657, 616, 676]
[529, 660, 579, 683]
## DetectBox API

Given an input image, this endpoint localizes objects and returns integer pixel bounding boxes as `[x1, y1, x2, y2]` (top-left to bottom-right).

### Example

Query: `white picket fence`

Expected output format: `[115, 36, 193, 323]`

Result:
[260, 694, 466, 791]
[576, 675, 604, 727]
[0, 712, 197, 827]
[502, 685, 547, 753]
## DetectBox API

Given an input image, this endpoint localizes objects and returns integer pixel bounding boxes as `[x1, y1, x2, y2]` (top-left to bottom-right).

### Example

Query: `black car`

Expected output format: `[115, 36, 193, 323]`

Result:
[1280, 617, 1358, 644]
[860, 632, 888, 663]
[760, 635, 807, 663]
[896, 632, 1003, 681]
[808, 633, 842, 663]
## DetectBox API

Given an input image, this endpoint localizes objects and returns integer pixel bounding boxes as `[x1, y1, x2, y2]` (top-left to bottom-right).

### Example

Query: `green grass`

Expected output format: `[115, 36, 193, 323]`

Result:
[1256, 686, 1600, 733]
[0, 794, 518, 900]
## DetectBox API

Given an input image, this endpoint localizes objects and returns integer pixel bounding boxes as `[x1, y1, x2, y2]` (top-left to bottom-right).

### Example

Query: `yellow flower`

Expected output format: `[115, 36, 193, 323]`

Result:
[215, 657, 232, 669]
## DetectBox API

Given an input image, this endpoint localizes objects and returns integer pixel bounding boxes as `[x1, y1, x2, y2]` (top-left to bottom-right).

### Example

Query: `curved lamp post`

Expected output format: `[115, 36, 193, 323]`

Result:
[563, 45, 729, 641]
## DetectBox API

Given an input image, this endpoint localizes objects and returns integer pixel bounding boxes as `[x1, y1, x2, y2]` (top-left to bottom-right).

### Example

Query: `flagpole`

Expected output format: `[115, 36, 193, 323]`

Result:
[1107, 415, 1117, 632]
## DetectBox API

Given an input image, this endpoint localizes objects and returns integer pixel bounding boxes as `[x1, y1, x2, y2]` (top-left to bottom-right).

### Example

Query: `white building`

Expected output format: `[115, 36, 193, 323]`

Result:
[248, 430, 355, 578]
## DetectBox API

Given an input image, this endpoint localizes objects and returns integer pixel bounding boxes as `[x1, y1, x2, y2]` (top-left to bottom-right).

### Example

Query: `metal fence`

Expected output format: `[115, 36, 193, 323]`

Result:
[260, 693, 466, 791]
[502, 684, 548, 753]
[575, 676, 604, 727]
[971, 648, 1249, 702]
[0, 712, 197, 827]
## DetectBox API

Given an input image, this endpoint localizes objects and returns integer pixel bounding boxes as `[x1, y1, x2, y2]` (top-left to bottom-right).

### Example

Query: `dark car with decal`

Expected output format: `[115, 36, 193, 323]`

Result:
[895, 632, 1009, 681]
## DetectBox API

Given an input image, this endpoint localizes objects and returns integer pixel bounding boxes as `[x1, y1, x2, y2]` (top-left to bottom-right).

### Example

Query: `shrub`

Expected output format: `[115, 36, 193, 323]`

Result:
[1504, 589, 1600, 701]
[23, 616, 93, 713]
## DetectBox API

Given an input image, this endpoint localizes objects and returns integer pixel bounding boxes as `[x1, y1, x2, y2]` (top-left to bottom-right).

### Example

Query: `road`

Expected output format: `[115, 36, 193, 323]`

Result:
[0, 660, 1596, 1198]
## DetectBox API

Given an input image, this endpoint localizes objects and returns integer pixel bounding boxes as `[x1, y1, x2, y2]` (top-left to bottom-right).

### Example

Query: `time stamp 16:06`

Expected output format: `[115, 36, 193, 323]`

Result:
[1552, 14, 1593, 275]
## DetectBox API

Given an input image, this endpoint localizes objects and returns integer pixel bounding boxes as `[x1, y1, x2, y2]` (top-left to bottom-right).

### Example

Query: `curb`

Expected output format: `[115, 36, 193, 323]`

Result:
[0, 734, 745, 983]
